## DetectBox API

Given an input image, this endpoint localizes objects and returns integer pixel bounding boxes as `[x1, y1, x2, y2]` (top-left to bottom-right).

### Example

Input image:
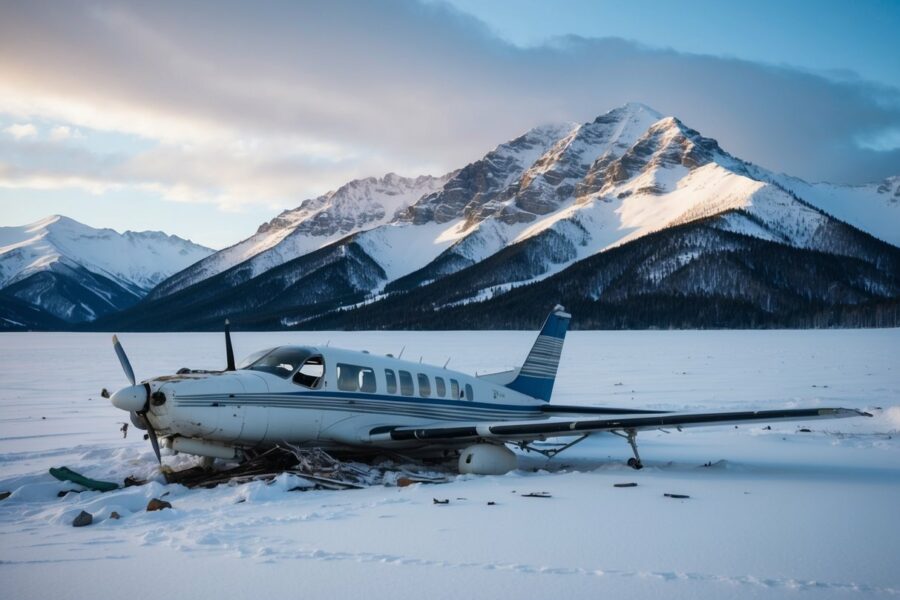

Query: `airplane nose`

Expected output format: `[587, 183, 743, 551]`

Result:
[110, 384, 148, 412]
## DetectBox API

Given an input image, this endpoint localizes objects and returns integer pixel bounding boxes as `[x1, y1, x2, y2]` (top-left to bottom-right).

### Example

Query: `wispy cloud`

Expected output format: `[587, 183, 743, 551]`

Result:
[0, 0, 896, 218]
[4, 123, 37, 140]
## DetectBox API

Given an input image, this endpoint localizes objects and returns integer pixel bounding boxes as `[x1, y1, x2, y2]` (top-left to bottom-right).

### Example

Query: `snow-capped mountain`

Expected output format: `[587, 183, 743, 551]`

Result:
[149, 173, 451, 300]
[0, 215, 212, 327]
[99, 103, 900, 331]
[771, 175, 900, 248]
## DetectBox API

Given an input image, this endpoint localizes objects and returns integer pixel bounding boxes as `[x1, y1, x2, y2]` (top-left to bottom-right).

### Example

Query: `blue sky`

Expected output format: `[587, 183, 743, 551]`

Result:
[445, 0, 900, 89]
[1, 0, 898, 249]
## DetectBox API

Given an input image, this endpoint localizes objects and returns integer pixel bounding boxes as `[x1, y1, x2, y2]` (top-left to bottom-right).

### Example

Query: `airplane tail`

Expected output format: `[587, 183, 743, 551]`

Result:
[505, 305, 571, 402]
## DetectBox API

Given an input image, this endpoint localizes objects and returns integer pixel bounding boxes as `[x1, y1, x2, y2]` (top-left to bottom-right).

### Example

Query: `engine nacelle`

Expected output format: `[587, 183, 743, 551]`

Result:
[458, 443, 518, 475]
[167, 436, 239, 460]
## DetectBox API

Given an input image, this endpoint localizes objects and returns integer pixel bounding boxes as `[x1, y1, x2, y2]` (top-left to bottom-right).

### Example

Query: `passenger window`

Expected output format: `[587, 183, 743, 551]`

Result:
[336, 363, 376, 392]
[465, 384, 474, 401]
[450, 379, 460, 400]
[435, 377, 446, 397]
[385, 369, 397, 394]
[360, 369, 376, 393]
[399, 370, 414, 396]
[292, 356, 324, 389]
[417, 374, 431, 397]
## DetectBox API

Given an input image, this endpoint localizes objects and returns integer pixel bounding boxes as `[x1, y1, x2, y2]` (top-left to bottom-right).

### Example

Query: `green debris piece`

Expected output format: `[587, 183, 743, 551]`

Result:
[49, 467, 119, 492]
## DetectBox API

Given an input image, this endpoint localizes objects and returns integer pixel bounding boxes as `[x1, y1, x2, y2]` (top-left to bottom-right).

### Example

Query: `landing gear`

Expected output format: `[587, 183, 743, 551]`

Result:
[517, 434, 590, 459]
[612, 429, 643, 469]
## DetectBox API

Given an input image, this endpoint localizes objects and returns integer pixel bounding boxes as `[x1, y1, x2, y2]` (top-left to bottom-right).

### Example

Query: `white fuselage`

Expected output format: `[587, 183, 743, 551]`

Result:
[143, 346, 543, 455]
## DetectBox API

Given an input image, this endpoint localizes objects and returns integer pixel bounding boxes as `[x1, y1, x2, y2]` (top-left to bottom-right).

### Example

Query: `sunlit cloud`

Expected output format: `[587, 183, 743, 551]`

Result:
[4, 123, 37, 140]
[49, 125, 77, 141]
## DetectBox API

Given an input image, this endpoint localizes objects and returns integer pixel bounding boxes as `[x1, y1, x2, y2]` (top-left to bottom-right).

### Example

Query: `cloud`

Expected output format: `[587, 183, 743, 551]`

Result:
[48, 125, 77, 141]
[4, 123, 37, 140]
[0, 0, 896, 219]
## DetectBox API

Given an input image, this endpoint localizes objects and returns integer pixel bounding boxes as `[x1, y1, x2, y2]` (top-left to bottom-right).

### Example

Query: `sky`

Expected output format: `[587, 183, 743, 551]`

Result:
[0, 0, 898, 249]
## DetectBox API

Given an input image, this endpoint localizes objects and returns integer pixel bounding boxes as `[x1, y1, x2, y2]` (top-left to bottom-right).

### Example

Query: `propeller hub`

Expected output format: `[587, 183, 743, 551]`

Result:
[110, 384, 148, 412]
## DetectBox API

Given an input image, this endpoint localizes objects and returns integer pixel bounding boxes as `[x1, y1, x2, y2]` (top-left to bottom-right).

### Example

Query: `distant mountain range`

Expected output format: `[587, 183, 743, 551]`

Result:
[0, 216, 212, 329]
[3, 103, 899, 331]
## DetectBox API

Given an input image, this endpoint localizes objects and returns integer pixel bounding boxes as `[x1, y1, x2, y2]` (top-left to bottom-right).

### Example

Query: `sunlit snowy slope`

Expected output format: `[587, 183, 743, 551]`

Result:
[1, 329, 898, 599]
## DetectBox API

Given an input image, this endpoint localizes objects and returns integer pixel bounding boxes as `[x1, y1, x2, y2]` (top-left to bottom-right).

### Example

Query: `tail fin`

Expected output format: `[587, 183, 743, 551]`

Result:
[505, 305, 571, 402]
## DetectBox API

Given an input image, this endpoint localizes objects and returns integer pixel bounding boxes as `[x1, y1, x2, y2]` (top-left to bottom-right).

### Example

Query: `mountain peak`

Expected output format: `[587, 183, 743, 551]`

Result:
[595, 102, 663, 124]
[1, 214, 214, 324]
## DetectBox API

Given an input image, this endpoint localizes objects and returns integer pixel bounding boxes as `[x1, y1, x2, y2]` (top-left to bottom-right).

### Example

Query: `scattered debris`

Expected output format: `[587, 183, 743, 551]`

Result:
[614, 482, 638, 488]
[0, 491, 10, 501]
[433, 498, 449, 505]
[763, 425, 772, 430]
[109, 511, 121, 520]
[798, 428, 812, 433]
[487, 501, 496, 506]
[123, 476, 145, 487]
[49, 466, 119, 492]
[163, 446, 450, 491]
[521, 492, 552, 498]
[57, 489, 82, 497]
[664, 493, 690, 499]
[72, 510, 93, 527]
[119, 423, 128, 438]
[147, 498, 172, 511]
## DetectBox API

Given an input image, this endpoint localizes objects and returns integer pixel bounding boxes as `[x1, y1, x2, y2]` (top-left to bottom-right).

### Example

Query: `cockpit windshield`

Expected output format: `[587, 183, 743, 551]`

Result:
[242, 346, 314, 378]
[237, 347, 276, 370]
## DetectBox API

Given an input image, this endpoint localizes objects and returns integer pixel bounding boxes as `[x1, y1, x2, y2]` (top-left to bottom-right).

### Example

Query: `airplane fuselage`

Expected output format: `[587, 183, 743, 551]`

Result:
[142, 345, 543, 458]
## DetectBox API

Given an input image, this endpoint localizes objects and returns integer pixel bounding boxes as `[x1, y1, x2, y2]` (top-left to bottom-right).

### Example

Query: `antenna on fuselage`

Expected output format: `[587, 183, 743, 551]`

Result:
[443, 357, 451, 369]
[224, 319, 236, 371]
[398, 345, 405, 359]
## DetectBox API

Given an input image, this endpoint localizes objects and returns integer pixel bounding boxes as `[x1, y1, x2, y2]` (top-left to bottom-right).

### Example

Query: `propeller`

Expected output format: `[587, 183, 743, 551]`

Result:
[225, 319, 236, 371]
[112, 335, 135, 386]
[109, 335, 162, 464]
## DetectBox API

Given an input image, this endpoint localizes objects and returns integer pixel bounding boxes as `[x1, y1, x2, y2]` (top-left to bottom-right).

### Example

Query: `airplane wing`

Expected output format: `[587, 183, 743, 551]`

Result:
[366, 407, 870, 443]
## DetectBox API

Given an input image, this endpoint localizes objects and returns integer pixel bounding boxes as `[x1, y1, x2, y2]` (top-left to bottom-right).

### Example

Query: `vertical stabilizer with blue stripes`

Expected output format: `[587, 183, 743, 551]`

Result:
[505, 305, 571, 402]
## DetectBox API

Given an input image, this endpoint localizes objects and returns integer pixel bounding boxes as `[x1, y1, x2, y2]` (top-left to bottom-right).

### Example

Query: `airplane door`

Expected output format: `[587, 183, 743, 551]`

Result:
[234, 373, 270, 445]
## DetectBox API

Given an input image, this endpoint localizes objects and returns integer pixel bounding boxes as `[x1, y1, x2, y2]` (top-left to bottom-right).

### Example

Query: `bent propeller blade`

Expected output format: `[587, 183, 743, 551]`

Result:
[144, 415, 162, 465]
[112, 335, 136, 386]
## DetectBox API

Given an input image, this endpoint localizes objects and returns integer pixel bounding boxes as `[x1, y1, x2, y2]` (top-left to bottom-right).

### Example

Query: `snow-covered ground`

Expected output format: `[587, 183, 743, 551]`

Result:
[1, 329, 898, 599]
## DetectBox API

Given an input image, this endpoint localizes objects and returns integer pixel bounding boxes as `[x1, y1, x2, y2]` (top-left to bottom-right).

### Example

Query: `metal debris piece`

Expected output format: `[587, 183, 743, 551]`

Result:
[664, 493, 690, 499]
[614, 482, 638, 488]
[521, 492, 552, 498]
[433, 498, 449, 504]
[49, 466, 119, 492]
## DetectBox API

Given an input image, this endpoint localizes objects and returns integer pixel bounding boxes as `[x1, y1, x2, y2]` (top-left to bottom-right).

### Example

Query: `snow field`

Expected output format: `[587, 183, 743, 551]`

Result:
[1, 329, 898, 599]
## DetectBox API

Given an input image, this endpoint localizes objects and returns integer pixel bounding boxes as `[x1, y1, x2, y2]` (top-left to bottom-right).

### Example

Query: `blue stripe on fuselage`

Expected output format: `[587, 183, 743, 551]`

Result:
[176, 390, 542, 414]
